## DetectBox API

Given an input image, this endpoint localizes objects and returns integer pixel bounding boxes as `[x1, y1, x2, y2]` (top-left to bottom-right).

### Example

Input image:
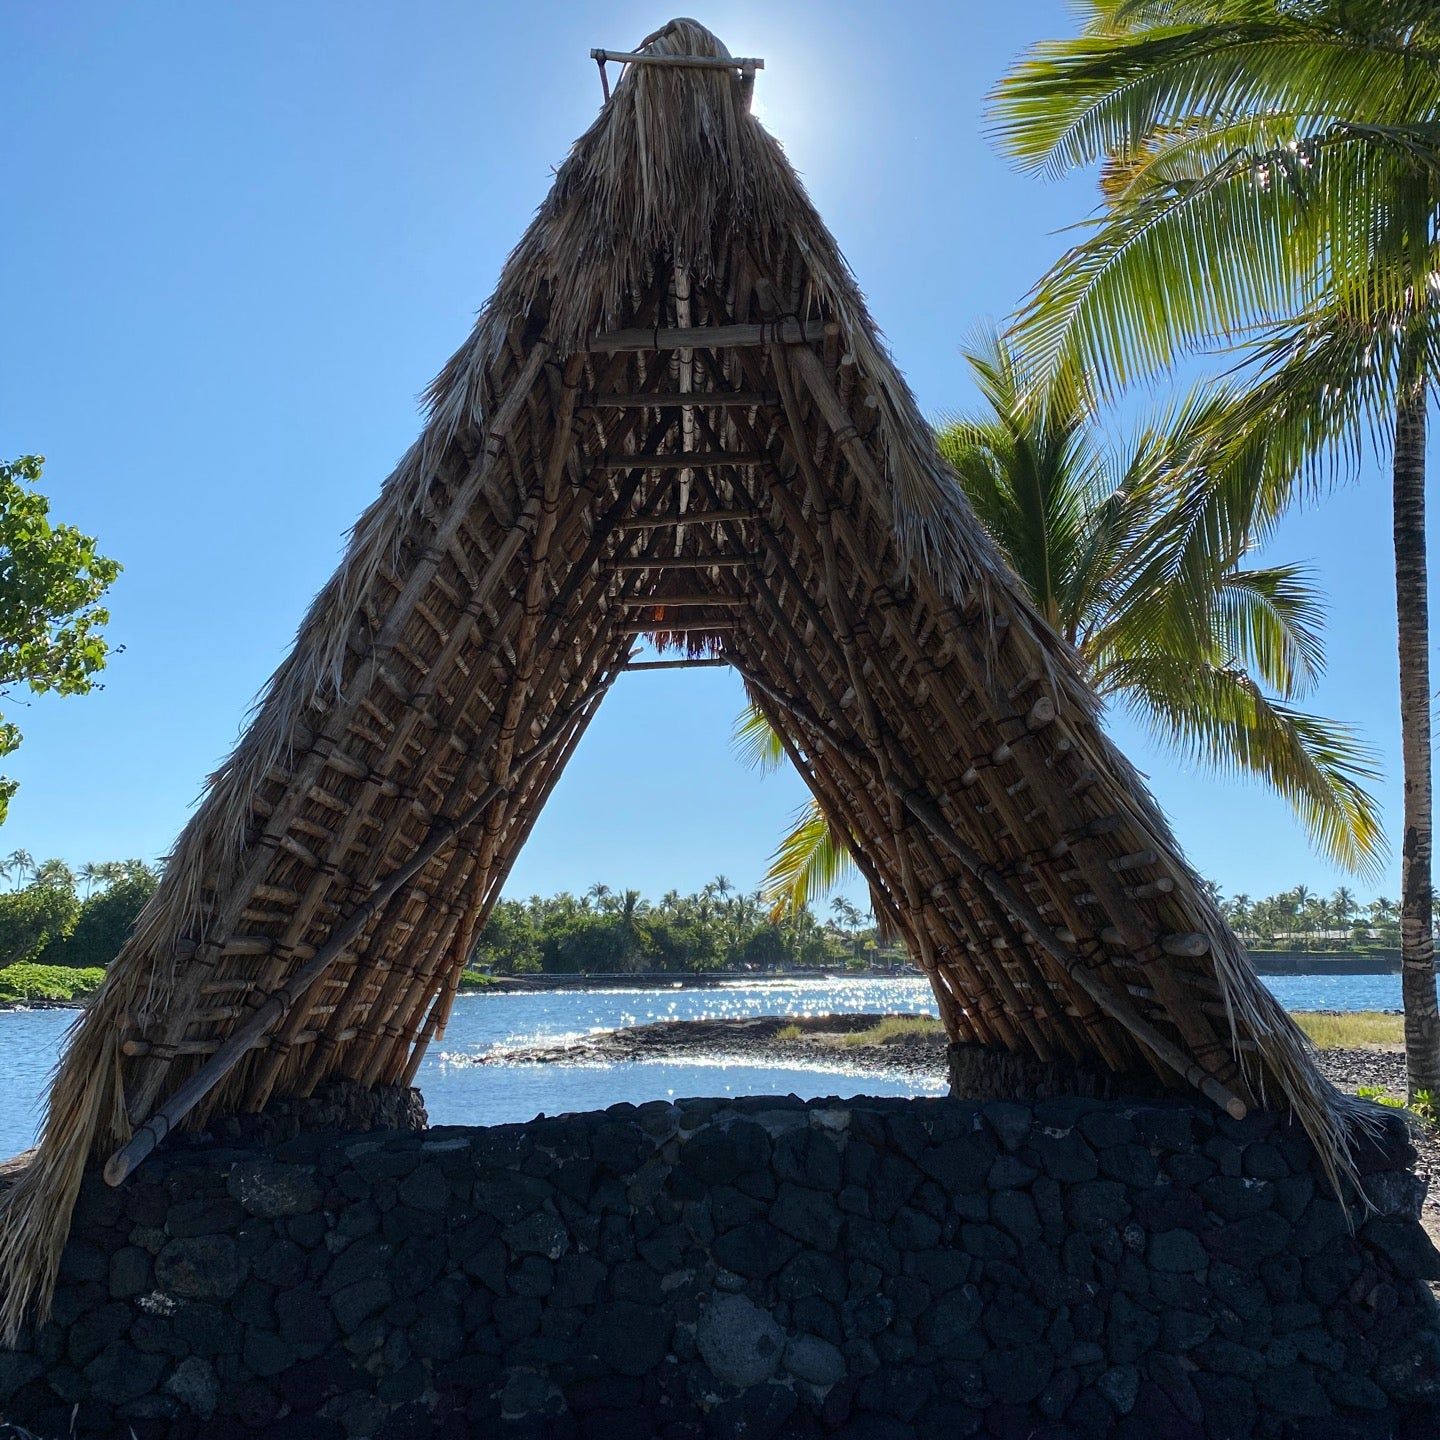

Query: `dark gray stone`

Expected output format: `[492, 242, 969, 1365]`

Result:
[783, 1331, 847, 1386]
[919, 1284, 981, 1351]
[773, 1126, 842, 1192]
[331, 1278, 392, 1334]
[696, 1293, 784, 1387]
[1067, 1180, 1129, 1231]
[1360, 1215, 1440, 1279]
[154, 1234, 241, 1299]
[83, 1343, 168, 1405]
[1149, 1228, 1207, 1273]
[226, 1158, 323, 1218]
[918, 1137, 993, 1192]
[773, 1182, 842, 1250]
[584, 1299, 670, 1376]
[502, 1210, 569, 1260]
[1097, 1363, 1139, 1414]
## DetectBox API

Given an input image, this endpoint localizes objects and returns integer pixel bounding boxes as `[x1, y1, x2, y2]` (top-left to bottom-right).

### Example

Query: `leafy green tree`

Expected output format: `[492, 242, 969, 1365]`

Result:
[0, 456, 121, 822]
[0, 870, 79, 968]
[42, 863, 158, 969]
[991, 0, 1440, 1095]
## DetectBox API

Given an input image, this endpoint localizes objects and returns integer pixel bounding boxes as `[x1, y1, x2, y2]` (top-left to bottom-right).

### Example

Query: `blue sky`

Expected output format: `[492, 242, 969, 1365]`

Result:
[0, 1, 1417, 908]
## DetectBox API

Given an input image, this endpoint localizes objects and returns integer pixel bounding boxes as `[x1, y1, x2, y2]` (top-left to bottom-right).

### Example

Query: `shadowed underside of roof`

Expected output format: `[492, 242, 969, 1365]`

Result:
[0, 18, 1357, 1339]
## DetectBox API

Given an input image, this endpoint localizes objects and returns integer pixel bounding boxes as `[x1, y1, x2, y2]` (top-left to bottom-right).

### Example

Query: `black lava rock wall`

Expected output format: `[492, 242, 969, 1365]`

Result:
[2, 1095, 1438, 1439]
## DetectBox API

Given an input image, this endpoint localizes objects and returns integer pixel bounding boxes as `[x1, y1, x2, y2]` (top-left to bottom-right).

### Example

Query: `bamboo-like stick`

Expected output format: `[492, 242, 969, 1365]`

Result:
[589, 47, 765, 71]
[610, 555, 751, 571]
[101, 684, 607, 1187]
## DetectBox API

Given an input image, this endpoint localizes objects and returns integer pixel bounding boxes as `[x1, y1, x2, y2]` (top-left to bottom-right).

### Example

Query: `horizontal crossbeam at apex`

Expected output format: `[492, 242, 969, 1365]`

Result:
[617, 509, 755, 529]
[592, 452, 768, 470]
[609, 556, 751, 571]
[617, 620, 738, 634]
[580, 390, 777, 409]
[586, 319, 835, 353]
[615, 594, 744, 607]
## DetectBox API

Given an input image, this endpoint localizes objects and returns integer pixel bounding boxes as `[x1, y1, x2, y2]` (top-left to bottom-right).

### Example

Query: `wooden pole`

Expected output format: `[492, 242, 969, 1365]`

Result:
[101, 687, 606, 1187]
[587, 320, 835, 353]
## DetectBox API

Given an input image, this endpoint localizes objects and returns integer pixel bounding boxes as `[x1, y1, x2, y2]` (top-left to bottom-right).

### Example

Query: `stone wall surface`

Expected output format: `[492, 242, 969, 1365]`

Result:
[2, 1094, 1439, 1440]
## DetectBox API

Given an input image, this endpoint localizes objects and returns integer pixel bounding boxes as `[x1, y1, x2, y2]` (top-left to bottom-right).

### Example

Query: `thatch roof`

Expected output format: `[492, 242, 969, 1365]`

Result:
[0, 18, 1358, 1338]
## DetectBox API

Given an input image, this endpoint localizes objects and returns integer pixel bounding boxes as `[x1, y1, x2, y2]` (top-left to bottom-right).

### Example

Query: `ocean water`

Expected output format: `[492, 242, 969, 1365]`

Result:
[0, 971, 1401, 1161]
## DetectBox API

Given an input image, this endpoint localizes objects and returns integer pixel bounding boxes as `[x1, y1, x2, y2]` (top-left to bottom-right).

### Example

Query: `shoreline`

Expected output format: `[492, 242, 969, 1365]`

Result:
[0, 955, 1407, 1012]
[466, 1012, 1437, 1222]
[466, 1012, 948, 1081]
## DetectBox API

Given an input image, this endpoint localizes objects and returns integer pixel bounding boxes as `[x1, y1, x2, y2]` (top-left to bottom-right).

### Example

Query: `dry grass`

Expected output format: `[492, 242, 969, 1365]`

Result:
[774, 1015, 942, 1047]
[1294, 1011, 1404, 1050]
[833, 1015, 943, 1047]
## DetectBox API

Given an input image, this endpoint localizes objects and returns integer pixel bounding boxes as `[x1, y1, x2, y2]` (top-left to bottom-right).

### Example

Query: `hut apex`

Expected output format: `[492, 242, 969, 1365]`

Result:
[0, 17, 1357, 1341]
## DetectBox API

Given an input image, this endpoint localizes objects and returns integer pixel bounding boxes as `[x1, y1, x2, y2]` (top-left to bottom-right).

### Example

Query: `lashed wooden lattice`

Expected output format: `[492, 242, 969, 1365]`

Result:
[0, 18, 1358, 1338]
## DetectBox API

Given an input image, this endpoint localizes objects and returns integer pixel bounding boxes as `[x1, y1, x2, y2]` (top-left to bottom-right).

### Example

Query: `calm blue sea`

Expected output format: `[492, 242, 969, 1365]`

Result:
[0, 972, 1402, 1161]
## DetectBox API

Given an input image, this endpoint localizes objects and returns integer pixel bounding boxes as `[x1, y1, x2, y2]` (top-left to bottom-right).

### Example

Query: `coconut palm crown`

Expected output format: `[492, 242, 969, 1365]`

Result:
[989, 0, 1440, 1095]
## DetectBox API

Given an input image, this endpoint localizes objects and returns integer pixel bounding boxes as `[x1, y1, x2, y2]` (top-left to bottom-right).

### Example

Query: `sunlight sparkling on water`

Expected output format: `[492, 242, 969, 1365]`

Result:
[0, 972, 1400, 1159]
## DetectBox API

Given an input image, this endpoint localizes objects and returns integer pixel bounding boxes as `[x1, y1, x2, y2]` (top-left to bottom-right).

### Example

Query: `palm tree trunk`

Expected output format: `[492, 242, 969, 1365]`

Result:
[1393, 351, 1440, 1099]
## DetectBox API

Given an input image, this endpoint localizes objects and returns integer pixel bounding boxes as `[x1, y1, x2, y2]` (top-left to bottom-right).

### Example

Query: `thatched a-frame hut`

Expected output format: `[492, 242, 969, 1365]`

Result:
[0, 18, 1356, 1338]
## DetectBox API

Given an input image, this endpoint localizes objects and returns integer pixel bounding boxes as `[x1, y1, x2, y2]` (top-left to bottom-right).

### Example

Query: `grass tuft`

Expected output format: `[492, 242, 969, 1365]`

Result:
[1292, 1011, 1403, 1050]
[834, 1015, 944, 1047]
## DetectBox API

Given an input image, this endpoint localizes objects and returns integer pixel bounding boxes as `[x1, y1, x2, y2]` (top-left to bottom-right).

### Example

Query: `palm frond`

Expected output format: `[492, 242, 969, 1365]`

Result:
[992, 19, 1440, 179]
[1112, 653, 1388, 877]
[731, 702, 786, 774]
[761, 798, 859, 919]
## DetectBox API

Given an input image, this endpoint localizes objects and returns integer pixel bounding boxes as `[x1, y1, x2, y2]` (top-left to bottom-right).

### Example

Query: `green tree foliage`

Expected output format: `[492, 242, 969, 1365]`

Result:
[0, 872, 79, 968]
[1221, 885, 1410, 951]
[469, 879, 896, 976]
[0, 854, 157, 974]
[0, 456, 121, 822]
[990, 0, 1440, 1095]
[43, 863, 158, 969]
[939, 330, 1383, 874]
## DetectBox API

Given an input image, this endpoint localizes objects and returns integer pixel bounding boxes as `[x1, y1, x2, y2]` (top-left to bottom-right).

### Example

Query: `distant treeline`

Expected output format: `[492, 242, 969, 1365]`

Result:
[1218, 886, 1405, 951]
[0, 852, 159, 972]
[473, 880, 896, 975]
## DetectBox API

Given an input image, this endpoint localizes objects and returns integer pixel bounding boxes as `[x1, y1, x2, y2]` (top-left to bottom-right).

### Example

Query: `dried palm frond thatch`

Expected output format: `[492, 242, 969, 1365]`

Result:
[0, 18, 1360, 1341]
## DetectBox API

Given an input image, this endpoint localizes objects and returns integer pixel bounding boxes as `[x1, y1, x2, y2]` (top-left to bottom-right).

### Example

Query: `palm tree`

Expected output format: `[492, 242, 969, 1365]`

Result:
[2, 849, 35, 889]
[991, 0, 1440, 1095]
[743, 330, 1383, 912]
